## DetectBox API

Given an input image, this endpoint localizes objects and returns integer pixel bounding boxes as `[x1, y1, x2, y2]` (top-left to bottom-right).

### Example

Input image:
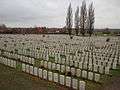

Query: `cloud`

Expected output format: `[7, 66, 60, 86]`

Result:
[0, 0, 120, 28]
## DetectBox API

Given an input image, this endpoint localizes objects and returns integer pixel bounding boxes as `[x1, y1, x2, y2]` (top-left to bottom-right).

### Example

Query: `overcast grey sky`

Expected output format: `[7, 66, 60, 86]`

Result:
[0, 0, 120, 28]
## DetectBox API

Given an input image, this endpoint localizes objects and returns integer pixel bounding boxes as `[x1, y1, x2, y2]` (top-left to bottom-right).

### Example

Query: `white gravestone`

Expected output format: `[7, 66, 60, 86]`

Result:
[22, 63, 26, 72]
[105, 66, 109, 74]
[43, 70, 47, 80]
[26, 64, 30, 73]
[30, 66, 34, 75]
[60, 75, 65, 85]
[38, 68, 43, 78]
[10, 60, 14, 68]
[88, 64, 93, 71]
[72, 78, 78, 89]
[61, 65, 65, 73]
[88, 72, 93, 80]
[56, 64, 60, 71]
[79, 62, 83, 69]
[52, 63, 56, 70]
[79, 81, 86, 90]
[48, 71, 53, 81]
[94, 73, 100, 82]
[76, 69, 81, 77]
[53, 73, 59, 83]
[75, 61, 78, 67]
[66, 66, 70, 72]
[82, 70, 87, 79]
[44, 61, 48, 69]
[112, 62, 117, 69]
[94, 65, 98, 72]
[34, 67, 38, 76]
[48, 62, 52, 70]
[99, 66, 104, 74]
[7, 59, 11, 66]
[71, 67, 76, 76]
[66, 76, 71, 87]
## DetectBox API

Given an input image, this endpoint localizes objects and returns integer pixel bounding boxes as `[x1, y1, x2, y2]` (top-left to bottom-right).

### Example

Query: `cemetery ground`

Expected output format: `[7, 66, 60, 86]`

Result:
[0, 63, 120, 90]
[0, 63, 71, 90]
[0, 34, 120, 90]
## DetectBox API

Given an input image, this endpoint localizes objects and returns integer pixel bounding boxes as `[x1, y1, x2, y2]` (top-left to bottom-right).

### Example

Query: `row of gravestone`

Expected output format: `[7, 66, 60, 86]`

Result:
[0, 56, 86, 90]
[0, 38, 119, 67]
[0, 37, 118, 58]
[0, 44, 118, 77]
[1, 49, 110, 76]
[0, 55, 100, 82]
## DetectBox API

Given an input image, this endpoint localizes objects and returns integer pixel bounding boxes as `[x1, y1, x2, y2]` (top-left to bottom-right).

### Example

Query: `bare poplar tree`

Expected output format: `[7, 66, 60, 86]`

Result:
[66, 3, 73, 36]
[80, 0, 87, 36]
[74, 6, 79, 36]
[87, 2, 95, 36]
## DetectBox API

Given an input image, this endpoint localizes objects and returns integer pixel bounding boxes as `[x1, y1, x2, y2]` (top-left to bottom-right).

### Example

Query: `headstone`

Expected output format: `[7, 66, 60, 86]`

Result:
[40, 60, 44, 66]
[66, 66, 70, 72]
[83, 62, 88, 70]
[66, 58, 69, 65]
[94, 73, 100, 82]
[13, 60, 16, 68]
[74, 61, 78, 67]
[26, 64, 30, 73]
[60, 75, 65, 85]
[98, 65, 103, 73]
[33, 67, 38, 76]
[48, 71, 53, 81]
[53, 73, 58, 83]
[88, 72, 93, 80]
[70, 60, 73, 66]
[38, 68, 43, 78]
[43, 70, 47, 80]
[79, 62, 83, 69]
[105, 66, 109, 74]
[88, 64, 93, 71]
[82, 70, 87, 79]
[71, 67, 76, 76]
[61, 58, 65, 64]
[76, 69, 81, 77]
[44, 61, 48, 69]
[48, 62, 52, 70]
[52, 63, 56, 70]
[56, 64, 60, 71]
[31, 58, 34, 65]
[112, 62, 117, 69]
[10, 60, 14, 68]
[94, 65, 98, 72]
[30, 65, 34, 75]
[22, 63, 26, 72]
[72, 78, 78, 89]
[61, 65, 65, 73]
[79, 81, 86, 90]
[7, 59, 11, 66]
[66, 76, 71, 87]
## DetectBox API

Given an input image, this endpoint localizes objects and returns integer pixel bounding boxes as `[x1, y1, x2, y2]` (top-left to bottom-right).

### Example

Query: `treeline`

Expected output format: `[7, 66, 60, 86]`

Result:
[66, 0, 95, 36]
